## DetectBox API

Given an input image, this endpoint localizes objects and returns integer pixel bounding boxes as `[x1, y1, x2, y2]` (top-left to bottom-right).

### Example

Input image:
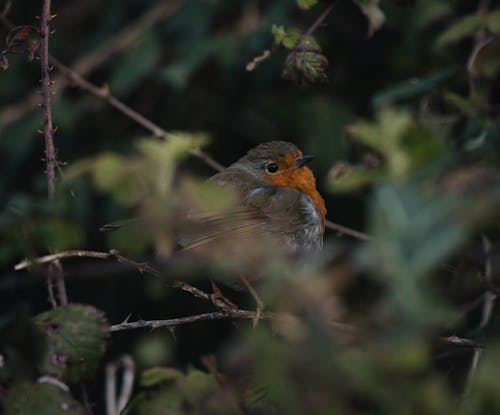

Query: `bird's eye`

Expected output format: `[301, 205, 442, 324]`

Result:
[266, 162, 279, 173]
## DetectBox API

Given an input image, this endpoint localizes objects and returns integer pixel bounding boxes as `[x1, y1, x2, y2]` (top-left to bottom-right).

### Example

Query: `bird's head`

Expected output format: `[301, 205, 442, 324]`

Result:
[232, 141, 327, 219]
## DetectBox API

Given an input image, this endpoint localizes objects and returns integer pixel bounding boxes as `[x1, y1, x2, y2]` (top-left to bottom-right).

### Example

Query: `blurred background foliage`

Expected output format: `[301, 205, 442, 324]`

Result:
[1, 0, 500, 414]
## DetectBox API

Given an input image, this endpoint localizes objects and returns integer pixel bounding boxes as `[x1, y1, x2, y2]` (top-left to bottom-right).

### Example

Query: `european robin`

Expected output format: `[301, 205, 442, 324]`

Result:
[180, 141, 326, 256]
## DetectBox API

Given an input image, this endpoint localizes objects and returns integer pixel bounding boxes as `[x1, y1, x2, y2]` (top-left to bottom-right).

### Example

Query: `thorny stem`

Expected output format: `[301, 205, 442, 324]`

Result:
[40, 0, 56, 199]
[110, 311, 272, 332]
[40, 0, 68, 306]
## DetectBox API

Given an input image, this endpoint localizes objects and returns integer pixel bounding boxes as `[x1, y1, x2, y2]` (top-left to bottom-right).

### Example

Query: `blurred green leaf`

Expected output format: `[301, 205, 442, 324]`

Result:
[443, 91, 476, 115]
[329, 166, 384, 192]
[127, 365, 232, 415]
[140, 367, 183, 387]
[271, 25, 302, 49]
[297, 0, 319, 10]
[34, 217, 83, 251]
[349, 108, 413, 177]
[347, 108, 445, 181]
[134, 333, 172, 368]
[436, 14, 485, 47]
[358, 184, 465, 320]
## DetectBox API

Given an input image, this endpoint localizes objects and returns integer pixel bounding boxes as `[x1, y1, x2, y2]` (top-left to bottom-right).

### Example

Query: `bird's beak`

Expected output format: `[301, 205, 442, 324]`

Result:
[295, 154, 314, 167]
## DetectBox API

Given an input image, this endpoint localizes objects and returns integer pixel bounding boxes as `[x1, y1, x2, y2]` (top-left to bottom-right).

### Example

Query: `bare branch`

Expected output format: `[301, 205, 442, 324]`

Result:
[325, 219, 371, 241]
[246, 48, 273, 72]
[15, 249, 161, 278]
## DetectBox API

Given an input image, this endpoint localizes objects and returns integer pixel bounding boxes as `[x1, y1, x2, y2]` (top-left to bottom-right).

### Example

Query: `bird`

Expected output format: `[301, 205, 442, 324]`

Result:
[178, 141, 326, 257]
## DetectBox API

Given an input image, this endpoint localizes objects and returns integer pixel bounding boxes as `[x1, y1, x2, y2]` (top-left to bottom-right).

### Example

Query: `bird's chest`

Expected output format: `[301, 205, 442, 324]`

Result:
[288, 195, 324, 253]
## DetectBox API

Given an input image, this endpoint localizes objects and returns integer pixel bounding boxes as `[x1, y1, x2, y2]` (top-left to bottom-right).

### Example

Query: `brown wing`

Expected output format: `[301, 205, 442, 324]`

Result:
[178, 168, 312, 253]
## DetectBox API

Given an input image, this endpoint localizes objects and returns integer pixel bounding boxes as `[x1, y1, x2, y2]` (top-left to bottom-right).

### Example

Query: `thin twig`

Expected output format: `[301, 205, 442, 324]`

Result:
[15, 249, 161, 276]
[110, 310, 272, 332]
[305, 1, 336, 37]
[40, 0, 56, 198]
[325, 219, 371, 241]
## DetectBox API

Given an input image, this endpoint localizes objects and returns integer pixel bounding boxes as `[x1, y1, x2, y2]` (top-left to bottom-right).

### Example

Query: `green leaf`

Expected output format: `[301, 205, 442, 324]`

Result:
[271, 24, 286, 44]
[178, 366, 218, 404]
[282, 36, 329, 84]
[358, 184, 465, 320]
[271, 25, 302, 49]
[349, 109, 413, 177]
[34, 218, 84, 251]
[443, 91, 476, 115]
[34, 304, 109, 384]
[297, 0, 319, 10]
[329, 166, 385, 192]
[435, 14, 485, 47]
[141, 367, 183, 387]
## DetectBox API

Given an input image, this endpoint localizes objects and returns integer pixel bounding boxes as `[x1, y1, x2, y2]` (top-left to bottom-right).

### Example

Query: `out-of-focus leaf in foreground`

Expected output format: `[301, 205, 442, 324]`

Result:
[357, 184, 465, 321]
